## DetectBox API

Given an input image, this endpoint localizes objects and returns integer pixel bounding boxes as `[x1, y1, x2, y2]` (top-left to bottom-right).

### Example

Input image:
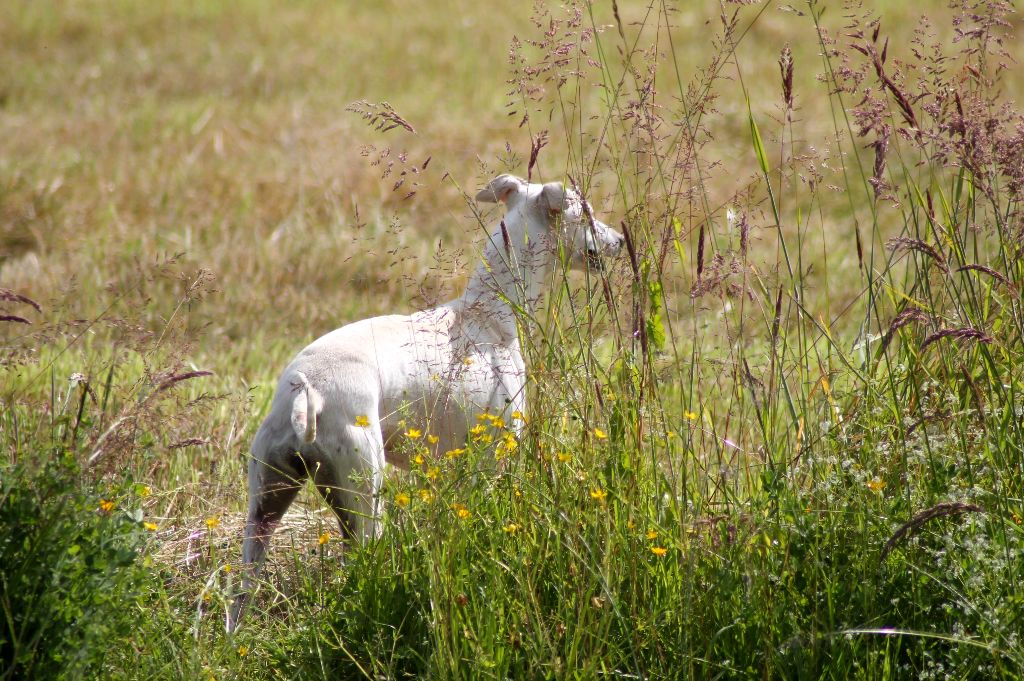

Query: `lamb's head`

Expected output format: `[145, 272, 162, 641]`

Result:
[476, 174, 624, 271]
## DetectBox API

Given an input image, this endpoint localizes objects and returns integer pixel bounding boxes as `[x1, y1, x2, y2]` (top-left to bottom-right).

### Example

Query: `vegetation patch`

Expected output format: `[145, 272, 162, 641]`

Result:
[2, 0, 1023, 678]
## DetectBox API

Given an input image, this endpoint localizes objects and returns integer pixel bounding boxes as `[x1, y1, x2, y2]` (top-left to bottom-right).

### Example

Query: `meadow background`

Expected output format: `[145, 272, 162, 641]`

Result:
[2, 0, 1023, 678]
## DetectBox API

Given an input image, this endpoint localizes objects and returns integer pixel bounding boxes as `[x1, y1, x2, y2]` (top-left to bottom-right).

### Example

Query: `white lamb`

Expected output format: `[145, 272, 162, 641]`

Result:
[227, 173, 623, 631]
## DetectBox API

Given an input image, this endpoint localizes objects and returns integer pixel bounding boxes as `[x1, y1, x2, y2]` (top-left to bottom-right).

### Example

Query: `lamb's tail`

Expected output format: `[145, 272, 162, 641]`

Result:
[289, 371, 323, 444]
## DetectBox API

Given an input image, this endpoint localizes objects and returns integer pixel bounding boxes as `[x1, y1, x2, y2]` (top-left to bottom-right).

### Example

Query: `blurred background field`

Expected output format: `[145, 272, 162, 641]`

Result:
[2, 1, 1024, 678]
[5, 0, 1020, 341]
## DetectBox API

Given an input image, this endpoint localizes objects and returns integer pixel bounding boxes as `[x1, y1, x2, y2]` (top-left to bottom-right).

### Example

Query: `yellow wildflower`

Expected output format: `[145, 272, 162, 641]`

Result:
[650, 546, 668, 557]
[412, 453, 425, 465]
[205, 516, 220, 529]
[143, 521, 158, 532]
[489, 416, 506, 429]
[395, 492, 411, 507]
[426, 467, 440, 480]
[318, 531, 331, 545]
[354, 415, 370, 428]
[139, 485, 152, 497]
[497, 433, 518, 456]
[237, 645, 249, 657]
[557, 452, 571, 463]
[590, 488, 608, 502]
[503, 523, 520, 534]
[511, 410, 526, 422]
[646, 529, 658, 540]
[593, 427, 608, 440]
[462, 357, 474, 365]
[418, 488, 434, 503]
[427, 433, 439, 444]
[223, 564, 232, 573]
[469, 423, 488, 436]
[452, 503, 470, 519]
[684, 410, 698, 421]
[99, 499, 115, 513]
[867, 477, 886, 493]
[406, 428, 422, 439]
[476, 412, 491, 422]
[445, 447, 466, 459]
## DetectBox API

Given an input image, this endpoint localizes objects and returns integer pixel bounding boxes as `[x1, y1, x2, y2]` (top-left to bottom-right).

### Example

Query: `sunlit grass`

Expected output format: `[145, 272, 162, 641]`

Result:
[2, 0, 1024, 678]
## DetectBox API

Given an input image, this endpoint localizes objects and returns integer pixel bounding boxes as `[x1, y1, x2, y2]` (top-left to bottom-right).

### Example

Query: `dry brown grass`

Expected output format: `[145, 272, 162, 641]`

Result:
[3, 0, 1023, 518]
[7, 2, 1018, 346]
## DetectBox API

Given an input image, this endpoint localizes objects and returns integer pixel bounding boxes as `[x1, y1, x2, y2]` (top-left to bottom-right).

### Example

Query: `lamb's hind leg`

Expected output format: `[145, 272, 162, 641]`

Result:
[226, 453, 305, 633]
[313, 423, 385, 543]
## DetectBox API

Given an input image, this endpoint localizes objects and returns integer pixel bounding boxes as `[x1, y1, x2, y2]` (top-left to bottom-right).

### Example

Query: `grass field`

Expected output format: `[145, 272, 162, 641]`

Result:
[2, 0, 1024, 678]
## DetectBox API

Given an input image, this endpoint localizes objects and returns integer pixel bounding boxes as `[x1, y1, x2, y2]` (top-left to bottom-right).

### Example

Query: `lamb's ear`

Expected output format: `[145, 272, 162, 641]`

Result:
[475, 174, 526, 204]
[539, 182, 567, 214]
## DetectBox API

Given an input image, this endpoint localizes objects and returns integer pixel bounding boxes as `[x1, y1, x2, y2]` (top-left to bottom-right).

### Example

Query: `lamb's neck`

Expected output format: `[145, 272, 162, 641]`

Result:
[457, 233, 550, 344]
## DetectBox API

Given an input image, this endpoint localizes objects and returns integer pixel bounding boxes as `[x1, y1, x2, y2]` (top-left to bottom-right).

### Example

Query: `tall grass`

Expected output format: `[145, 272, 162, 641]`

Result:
[2, 0, 1023, 678]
